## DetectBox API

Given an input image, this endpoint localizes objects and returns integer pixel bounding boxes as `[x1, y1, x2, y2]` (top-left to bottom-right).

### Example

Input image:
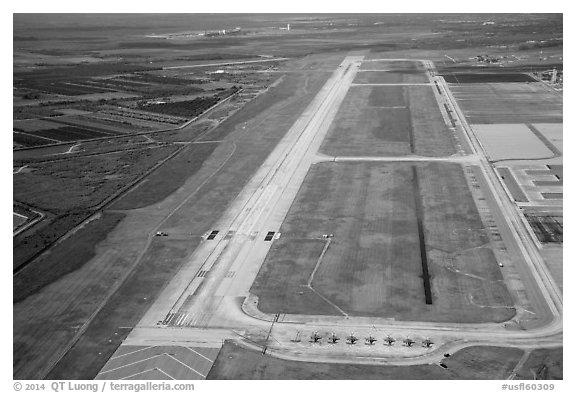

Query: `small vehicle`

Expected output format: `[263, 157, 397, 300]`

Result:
[155, 231, 168, 237]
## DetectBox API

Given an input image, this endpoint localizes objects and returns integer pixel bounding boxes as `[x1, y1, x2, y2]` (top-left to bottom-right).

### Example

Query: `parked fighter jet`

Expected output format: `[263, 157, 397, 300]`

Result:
[327, 332, 340, 344]
[384, 335, 396, 346]
[422, 337, 434, 348]
[365, 335, 377, 345]
[310, 331, 322, 343]
[346, 333, 358, 344]
[403, 337, 415, 347]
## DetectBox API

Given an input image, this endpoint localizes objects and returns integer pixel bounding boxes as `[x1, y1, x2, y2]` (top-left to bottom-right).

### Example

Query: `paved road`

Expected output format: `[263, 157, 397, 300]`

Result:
[163, 58, 290, 70]
[104, 57, 562, 371]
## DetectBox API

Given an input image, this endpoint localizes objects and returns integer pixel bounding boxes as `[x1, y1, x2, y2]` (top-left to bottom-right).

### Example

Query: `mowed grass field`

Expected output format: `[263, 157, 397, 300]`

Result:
[319, 85, 455, 157]
[353, 70, 429, 84]
[360, 60, 425, 72]
[251, 162, 514, 322]
[207, 341, 523, 380]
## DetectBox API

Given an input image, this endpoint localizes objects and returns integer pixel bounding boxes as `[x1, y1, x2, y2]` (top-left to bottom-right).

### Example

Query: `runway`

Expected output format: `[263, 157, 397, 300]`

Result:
[99, 56, 562, 376]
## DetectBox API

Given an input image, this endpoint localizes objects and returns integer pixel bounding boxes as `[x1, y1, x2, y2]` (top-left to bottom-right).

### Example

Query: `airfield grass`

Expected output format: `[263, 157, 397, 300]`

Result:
[46, 237, 200, 379]
[516, 347, 563, 380]
[365, 85, 407, 107]
[13, 212, 125, 303]
[353, 70, 428, 84]
[207, 341, 523, 380]
[360, 60, 425, 72]
[111, 142, 219, 210]
[319, 85, 455, 157]
[252, 162, 514, 322]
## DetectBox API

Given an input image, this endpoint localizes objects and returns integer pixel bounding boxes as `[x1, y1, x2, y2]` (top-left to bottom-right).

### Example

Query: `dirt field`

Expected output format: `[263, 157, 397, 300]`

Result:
[472, 124, 553, 161]
[319, 85, 455, 157]
[207, 341, 523, 379]
[252, 162, 514, 322]
[443, 73, 536, 83]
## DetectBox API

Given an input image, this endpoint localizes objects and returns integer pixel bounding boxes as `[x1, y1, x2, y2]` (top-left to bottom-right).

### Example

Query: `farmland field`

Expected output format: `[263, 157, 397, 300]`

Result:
[472, 124, 553, 161]
[319, 85, 456, 157]
[13, 144, 180, 271]
[449, 83, 562, 124]
[13, 56, 340, 379]
[251, 162, 514, 322]
[442, 73, 536, 83]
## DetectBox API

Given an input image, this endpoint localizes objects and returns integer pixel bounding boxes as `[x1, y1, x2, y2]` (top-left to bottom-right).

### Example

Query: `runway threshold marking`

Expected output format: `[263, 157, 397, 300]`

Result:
[100, 353, 165, 374]
[101, 352, 207, 378]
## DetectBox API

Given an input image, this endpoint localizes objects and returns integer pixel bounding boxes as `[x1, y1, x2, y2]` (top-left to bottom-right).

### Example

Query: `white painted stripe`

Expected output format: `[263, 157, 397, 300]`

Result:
[110, 346, 153, 360]
[165, 313, 176, 324]
[186, 347, 214, 363]
[100, 354, 164, 374]
[120, 367, 175, 380]
[168, 355, 206, 378]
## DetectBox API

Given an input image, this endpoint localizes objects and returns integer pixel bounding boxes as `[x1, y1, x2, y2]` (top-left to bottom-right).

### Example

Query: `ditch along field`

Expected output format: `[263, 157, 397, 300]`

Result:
[319, 84, 456, 157]
[251, 161, 515, 322]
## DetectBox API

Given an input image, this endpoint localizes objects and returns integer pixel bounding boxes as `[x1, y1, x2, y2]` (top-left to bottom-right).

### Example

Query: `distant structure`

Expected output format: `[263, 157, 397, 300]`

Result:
[203, 27, 242, 37]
